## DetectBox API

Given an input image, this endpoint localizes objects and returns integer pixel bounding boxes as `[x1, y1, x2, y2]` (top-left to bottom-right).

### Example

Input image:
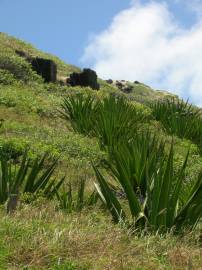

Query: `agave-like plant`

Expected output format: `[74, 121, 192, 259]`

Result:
[61, 94, 146, 150]
[94, 95, 146, 150]
[93, 140, 202, 232]
[60, 93, 97, 135]
[56, 178, 98, 212]
[0, 152, 64, 205]
[104, 132, 165, 197]
[151, 98, 202, 142]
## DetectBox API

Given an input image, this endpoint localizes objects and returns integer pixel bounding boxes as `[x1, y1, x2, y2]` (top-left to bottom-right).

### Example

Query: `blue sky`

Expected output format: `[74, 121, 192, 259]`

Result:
[0, 0, 132, 66]
[1, 0, 202, 105]
[0, 0, 196, 66]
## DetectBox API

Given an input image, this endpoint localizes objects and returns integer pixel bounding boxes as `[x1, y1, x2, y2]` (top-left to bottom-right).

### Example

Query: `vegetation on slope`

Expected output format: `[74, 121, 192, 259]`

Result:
[0, 33, 201, 269]
[0, 32, 80, 78]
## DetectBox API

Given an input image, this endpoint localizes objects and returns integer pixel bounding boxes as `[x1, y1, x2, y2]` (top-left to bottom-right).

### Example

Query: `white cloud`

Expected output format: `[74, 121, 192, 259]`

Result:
[82, 1, 202, 106]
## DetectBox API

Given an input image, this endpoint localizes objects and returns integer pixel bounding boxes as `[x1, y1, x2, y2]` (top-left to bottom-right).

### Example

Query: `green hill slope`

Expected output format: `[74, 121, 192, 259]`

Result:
[0, 33, 201, 269]
[0, 33, 177, 174]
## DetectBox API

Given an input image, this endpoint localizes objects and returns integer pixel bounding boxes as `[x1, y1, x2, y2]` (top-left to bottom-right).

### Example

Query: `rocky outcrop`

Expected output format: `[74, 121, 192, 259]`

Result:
[106, 79, 113, 84]
[107, 80, 133, 94]
[67, 68, 100, 90]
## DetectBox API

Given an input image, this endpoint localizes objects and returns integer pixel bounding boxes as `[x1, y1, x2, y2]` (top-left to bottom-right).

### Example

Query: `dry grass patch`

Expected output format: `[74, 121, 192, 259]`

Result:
[0, 203, 201, 269]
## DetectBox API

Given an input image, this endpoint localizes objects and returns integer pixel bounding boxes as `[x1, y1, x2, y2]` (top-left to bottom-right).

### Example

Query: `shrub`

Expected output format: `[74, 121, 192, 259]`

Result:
[0, 53, 42, 83]
[0, 69, 16, 85]
[0, 138, 27, 160]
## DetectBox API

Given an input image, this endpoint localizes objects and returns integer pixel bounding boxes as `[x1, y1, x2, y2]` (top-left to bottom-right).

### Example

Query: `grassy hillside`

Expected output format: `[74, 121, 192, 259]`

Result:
[0, 33, 202, 269]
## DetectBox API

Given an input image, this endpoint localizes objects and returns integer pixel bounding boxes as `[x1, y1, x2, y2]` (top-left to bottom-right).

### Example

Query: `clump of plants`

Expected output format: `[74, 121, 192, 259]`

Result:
[94, 94, 146, 150]
[150, 98, 202, 149]
[93, 133, 202, 232]
[61, 94, 146, 149]
[61, 93, 96, 135]
[0, 151, 64, 211]
[61, 93, 202, 232]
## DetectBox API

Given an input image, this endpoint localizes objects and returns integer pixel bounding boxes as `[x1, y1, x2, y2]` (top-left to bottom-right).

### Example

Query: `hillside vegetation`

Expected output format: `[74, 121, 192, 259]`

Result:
[0, 32, 201, 270]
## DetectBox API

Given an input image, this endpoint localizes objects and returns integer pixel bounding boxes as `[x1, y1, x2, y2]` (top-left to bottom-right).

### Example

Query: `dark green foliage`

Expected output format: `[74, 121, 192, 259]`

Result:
[94, 139, 202, 232]
[0, 152, 64, 204]
[151, 98, 202, 149]
[56, 178, 98, 213]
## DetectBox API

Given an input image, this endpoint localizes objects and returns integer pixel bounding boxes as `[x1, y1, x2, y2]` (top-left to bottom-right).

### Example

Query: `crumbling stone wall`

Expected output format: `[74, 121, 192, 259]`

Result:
[31, 58, 57, 83]
[67, 68, 99, 90]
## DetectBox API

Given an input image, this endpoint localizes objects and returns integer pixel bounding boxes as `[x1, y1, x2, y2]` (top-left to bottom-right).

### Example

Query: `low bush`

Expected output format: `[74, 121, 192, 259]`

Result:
[0, 137, 27, 160]
[0, 53, 42, 83]
[0, 69, 16, 85]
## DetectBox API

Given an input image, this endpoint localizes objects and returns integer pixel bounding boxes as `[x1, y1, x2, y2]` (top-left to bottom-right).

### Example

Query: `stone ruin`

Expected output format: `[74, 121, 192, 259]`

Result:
[15, 50, 57, 83]
[31, 58, 57, 83]
[67, 68, 100, 90]
[15, 50, 100, 87]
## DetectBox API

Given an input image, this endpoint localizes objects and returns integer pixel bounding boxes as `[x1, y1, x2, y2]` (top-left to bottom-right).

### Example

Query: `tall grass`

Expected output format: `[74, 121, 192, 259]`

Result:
[56, 178, 98, 213]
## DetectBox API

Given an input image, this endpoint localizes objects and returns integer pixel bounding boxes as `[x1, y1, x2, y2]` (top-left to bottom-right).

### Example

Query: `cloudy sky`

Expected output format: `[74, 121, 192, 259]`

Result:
[83, 0, 202, 105]
[1, 0, 202, 105]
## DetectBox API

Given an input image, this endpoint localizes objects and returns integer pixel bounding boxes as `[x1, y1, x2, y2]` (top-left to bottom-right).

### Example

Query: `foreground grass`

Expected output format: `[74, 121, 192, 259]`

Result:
[0, 202, 201, 270]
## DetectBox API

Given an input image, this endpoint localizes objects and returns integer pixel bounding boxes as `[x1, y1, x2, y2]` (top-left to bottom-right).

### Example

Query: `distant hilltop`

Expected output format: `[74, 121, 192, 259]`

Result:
[0, 32, 176, 103]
